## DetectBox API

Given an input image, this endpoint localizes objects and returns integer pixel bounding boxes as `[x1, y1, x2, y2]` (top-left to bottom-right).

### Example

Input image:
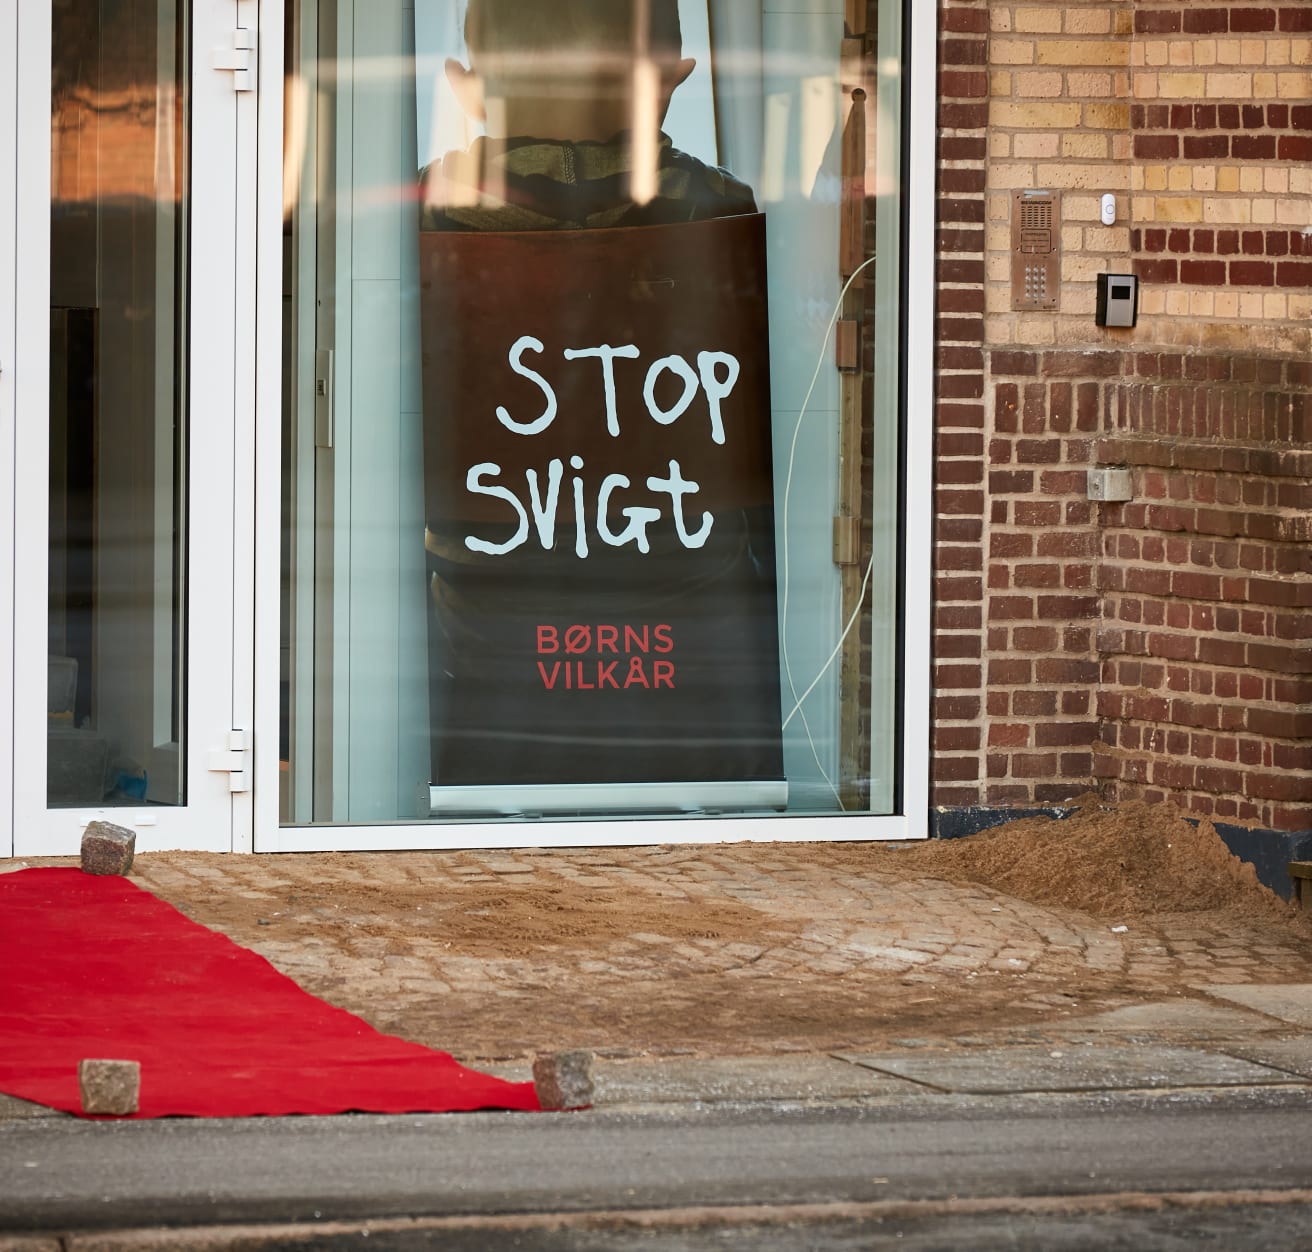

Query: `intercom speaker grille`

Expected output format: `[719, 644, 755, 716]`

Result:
[1011, 190, 1061, 311]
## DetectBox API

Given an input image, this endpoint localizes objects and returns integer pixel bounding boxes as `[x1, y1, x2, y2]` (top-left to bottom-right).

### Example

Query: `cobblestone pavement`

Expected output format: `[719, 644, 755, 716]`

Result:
[15, 843, 1312, 1062]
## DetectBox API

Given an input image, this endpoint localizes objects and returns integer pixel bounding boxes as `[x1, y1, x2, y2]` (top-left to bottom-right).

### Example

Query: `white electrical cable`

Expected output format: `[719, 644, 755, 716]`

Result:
[778, 254, 879, 809]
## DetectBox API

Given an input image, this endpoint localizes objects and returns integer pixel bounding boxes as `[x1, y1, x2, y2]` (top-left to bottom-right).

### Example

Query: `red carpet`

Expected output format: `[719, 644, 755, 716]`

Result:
[0, 867, 540, 1118]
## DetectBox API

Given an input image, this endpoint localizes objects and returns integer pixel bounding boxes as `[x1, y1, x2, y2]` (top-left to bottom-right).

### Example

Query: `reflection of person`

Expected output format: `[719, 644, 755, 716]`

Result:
[421, 0, 756, 231]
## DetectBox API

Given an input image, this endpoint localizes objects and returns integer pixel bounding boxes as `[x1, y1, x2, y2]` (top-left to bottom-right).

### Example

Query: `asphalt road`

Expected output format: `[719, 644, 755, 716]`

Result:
[4, 1087, 1312, 1238]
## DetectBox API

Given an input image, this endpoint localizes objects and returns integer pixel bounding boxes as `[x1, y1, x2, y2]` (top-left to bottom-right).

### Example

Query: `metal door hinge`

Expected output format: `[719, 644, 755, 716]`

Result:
[208, 730, 251, 793]
[212, 29, 256, 92]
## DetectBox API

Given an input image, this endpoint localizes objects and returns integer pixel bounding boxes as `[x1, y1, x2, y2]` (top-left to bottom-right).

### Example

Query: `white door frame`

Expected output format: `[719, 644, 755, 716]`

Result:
[9, 0, 255, 855]
[0, 2, 16, 857]
[251, 0, 935, 852]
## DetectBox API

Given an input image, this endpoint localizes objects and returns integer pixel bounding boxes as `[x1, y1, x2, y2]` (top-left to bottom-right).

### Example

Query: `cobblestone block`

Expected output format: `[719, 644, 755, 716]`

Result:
[533, 1050, 595, 1111]
[78, 1059, 140, 1116]
[79, 822, 136, 876]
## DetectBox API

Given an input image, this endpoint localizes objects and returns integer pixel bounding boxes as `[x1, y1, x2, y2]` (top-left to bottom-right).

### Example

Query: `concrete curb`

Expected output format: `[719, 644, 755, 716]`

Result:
[10, 1189, 1312, 1251]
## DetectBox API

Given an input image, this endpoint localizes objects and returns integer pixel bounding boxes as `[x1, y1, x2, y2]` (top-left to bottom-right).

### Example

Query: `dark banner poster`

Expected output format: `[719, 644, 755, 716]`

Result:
[419, 213, 783, 806]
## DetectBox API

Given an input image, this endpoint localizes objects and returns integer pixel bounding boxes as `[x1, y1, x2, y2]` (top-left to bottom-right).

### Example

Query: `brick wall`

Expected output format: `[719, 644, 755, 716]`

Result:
[1095, 349, 1311, 830]
[933, 0, 1311, 832]
[934, 0, 991, 807]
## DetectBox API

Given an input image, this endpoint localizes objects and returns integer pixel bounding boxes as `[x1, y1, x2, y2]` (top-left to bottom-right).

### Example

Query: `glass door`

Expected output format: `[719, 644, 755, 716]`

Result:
[11, 0, 254, 855]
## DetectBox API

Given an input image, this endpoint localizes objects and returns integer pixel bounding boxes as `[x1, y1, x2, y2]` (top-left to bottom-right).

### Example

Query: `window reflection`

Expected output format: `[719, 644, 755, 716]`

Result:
[48, 0, 189, 808]
[280, 1, 902, 825]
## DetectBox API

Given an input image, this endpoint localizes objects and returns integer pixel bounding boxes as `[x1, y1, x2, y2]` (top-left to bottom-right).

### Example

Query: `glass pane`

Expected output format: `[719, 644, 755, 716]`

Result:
[48, 0, 189, 808]
[281, 0, 903, 825]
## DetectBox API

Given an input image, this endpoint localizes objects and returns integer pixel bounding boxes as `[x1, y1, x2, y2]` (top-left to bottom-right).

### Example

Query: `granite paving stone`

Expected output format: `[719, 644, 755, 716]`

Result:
[837, 1045, 1306, 1095]
[1198, 984, 1312, 1029]
[1217, 1041, 1312, 1081]
[1050, 1000, 1285, 1040]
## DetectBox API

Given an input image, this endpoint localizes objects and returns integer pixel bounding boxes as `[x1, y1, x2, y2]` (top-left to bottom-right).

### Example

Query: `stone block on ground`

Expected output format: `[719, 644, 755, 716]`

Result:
[78, 1059, 140, 1116]
[533, 1050, 594, 1111]
[80, 822, 136, 876]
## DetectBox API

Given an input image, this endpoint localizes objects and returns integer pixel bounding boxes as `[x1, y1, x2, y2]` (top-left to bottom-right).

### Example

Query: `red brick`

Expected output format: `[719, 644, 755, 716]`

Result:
[1248, 707, 1312, 738]
[1153, 760, 1197, 790]
[938, 460, 986, 486]
[1249, 642, 1312, 675]
[937, 544, 985, 570]
[935, 725, 982, 752]
[1230, 260, 1275, 286]
[1134, 259, 1179, 284]
[1230, 135, 1276, 161]
[991, 350, 1039, 376]
[990, 532, 1033, 558]
[940, 7, 988, 34]
[937, 227, 985, 253]
[939, 137, 987, 162]
[1198, 637, 1246, 667]
[1015, 564, 1061, 589]
[990, 469, 1035, 493]
[1011, 753, 1059, 779]
[1015, 501, 1062, 526]
[1136, 135, 1180, 160]
[1246, 771, 1312, 803]
[1136, 11, 1180, 33]
[1014, 690, 1058, 717]
[936, 575, 984, 602]
[937, 488, 985, 516]
[944, 167, 986, 196]
[1013, 625, 1059, 651]
[1180, 260, 1227, 286]
[1035, 722, 1098, 748]
[933, 785, 982, 807]
[1147, 632, 1197, 661]
[1230, 7, 1276, 33]
[936, 696, 981, 720]
[933, 755, 981, 782]
[1182, 134, 1227, 160]
[938, 103, 988, 129]
[1276, 260, 1312, 286]
[1248, 577, 1312, 608]
[938, 402, 985, 428]
[1273, 743, 1312, 773]
[939, 70, 988, 99]
[989, 596, 1034, 622]
[937, 431, 984, 457]
[938, 198, 987, 227]
[1196, 765, 1245, 794]
[1270, 805, 1312, 830]
[940, 37, 988, 67]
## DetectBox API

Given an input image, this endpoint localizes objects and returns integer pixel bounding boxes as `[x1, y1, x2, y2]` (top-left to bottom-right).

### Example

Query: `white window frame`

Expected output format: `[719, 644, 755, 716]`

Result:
[0, 1, 16, 857]
[251, 0, 934, 852]
[5, 0, 256, 856]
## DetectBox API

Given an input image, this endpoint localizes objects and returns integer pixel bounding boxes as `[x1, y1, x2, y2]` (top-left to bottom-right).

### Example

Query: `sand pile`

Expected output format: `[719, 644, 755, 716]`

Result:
[894, 800, 1299, 923]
